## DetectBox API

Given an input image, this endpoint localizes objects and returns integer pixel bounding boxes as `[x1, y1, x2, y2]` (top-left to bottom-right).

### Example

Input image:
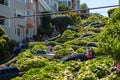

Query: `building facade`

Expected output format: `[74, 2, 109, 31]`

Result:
[0, 0, 37, 42]
[44, 0, 59, 12]
[26, 0, 36, 39]
[33, 0, 53, 31]
[0, 0, 58, 42]
[0, 0, 26, 42]
[59, 0, 80, 10]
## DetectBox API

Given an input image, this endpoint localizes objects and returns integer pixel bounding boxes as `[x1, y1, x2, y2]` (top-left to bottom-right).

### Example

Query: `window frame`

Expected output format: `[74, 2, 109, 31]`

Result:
[17, 0, 25, 4]
[17, 28, 20, 36]
[16, 9, 25, 18]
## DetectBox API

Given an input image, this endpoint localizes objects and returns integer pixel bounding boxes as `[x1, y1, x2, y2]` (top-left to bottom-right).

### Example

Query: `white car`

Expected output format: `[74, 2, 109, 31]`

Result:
[33, 49, 55, 57]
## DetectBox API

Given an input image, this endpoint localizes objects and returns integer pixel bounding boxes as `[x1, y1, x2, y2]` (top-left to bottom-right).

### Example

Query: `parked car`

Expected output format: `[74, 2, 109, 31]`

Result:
[67, 25, 74, 30]
[78, 34, 95, 40]
[85, 22, 105, 28]
[86, 42, 97, 47]
[66, 25, 79, 32]
[33, 49, 55, 57]
[0, 67, 21, 80]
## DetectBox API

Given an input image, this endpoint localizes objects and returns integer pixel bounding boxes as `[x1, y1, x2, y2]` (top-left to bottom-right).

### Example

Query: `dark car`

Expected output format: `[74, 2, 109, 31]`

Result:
[85, 22, 105, 28]
[86, 42, 97, 47]
[78, 34, 95, 40]
[0, 67, 21, 80]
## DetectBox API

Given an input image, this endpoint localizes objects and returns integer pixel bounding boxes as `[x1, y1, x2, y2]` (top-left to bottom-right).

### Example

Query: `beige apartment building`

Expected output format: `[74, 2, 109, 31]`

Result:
[26, 0, 36, 39]
[0, 0, 58, 42]
[0, 0, 36, 42]
[0, 0, 26, 42]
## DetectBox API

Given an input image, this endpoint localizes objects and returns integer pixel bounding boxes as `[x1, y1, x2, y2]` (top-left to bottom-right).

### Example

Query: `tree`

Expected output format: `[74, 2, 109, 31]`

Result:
[0, 26, 9, 60]
[107, 8, 118, 17]
[58, 4, 71, 11]
[110, 8, 120, 23]
[37, 11, 52, 36]
[66, 12, 81, 25]
[51, 15, 73, 34]
[80, 3, 89, 15]
[0, 27, 9, 48]
[98, 9, 120, 62]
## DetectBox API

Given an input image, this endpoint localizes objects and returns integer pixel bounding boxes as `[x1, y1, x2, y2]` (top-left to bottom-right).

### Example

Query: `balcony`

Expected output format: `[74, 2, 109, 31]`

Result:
[38, 0, 52, 12]
[0, 4, 10, 16]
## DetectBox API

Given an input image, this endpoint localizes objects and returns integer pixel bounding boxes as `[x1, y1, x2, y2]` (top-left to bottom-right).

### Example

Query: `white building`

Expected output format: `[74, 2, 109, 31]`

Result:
[44, 0, 59, 12]
[59, 0, 80, 10]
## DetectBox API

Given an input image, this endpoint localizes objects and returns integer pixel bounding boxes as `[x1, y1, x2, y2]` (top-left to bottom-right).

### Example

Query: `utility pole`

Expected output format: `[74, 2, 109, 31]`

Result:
[119, 0, 120, 8]
[34, 0, 39, 35]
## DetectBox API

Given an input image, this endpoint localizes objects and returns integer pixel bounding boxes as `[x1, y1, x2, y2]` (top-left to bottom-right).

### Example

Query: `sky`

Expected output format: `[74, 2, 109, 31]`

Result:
[81, 0, 119, 16]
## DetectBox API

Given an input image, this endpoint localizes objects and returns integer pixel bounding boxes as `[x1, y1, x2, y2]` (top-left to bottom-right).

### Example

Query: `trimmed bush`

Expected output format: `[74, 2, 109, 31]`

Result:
[47, 41, 56, 47]
[31, 43, 48, 53]
[12, 50, 48, 71]
[76, 48, 86, 53]
[51, 15, 73, 34]
[26, 42, 45, 48]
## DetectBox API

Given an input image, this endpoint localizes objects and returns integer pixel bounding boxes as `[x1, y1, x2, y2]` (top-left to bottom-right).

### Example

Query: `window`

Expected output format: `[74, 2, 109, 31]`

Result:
[68, 1, 71, 6]
[26, 29, 29, 35]
[0, 16, 5, 25]
[15, 28, 16, 34]
[26, 0, 32, 3]
[54, 4, 57, 8]
[16, 9, 25, 17]
[59, 1, 67, 6]
[0, 0, 8, 6]
[44, 0, 49, 5]
[17, 28, 20, 36]
[4, 19, 10, 27]
[26, 10, 30, 16]
[0, 15, 10, 27]
[38, 50, 46, 54]
[17, 0, 25, 3]
[26, 10, 33, 16]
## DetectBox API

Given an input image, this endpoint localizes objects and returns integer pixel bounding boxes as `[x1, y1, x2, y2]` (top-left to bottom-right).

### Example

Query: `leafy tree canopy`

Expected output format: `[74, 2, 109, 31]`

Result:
[0, 27, 9, 48]
[66, 12, 81, 25]
[0, 26, 5, 36]
[51, 15, 73, 34]
[80, 3, 89, 14]
[98, 8, 120, 62]
[107, 8, 118, 17]
[110, 8, 120, 23]
[0, 26, 10, 60]
[58, 4, 71, 11]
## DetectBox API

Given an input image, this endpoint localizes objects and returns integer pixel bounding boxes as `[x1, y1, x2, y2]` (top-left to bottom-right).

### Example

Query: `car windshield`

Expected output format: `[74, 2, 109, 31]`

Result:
[38, 50, 46, 54]
[46, 50, 52, 54]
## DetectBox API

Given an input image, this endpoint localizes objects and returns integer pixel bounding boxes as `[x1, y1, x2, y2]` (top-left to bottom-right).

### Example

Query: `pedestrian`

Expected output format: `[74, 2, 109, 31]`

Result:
[48, 45, 53, 52]
[13, 45, 19, 55]
[85, 47, 92, 59]
[45, 35, 48, 45]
